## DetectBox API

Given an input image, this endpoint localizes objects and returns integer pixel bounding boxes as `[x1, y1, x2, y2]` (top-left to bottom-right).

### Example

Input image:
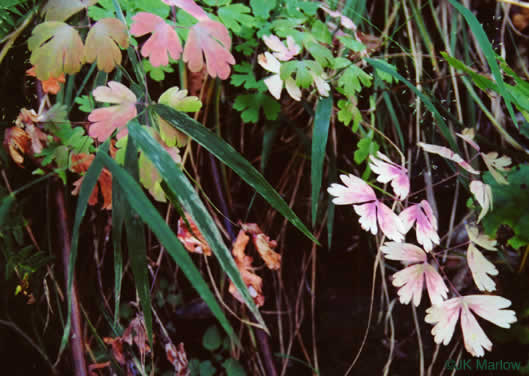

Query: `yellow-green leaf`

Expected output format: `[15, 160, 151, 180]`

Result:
[28, 22, 84, 80]
[43, 0, 98, 22]
[84, 18, 129, 73]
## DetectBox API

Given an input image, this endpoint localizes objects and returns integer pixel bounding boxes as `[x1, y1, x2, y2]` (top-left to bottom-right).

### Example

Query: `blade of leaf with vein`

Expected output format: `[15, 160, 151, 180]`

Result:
[311, 96, 332, 227]
[98, 152, 236, 341]
[123, 134, 152, 343]
[327, 144, 337, 249]
[447, 0, 517, 128]
[112, 176, 124, 324]
[59, 141, 109, 356]
[365, 58, 457, 151]
[128, 122, 266, 330]
[0, 194, 15, 228]
[152, 104, 317, 244]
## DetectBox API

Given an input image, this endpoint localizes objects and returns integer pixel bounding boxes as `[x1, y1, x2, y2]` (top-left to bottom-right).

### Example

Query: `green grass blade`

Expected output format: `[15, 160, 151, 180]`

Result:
[128, 122, 266, 330]
[111, 178, 124, 324]
[59, 141, 109, 356]
[447, 0, 517, 127]
[311, 96, 332, 227]
[98, 151, 236, 341]
[123, 134, 152, 343]
[365, 58, 457, 150]
[152, 104, 317, 244]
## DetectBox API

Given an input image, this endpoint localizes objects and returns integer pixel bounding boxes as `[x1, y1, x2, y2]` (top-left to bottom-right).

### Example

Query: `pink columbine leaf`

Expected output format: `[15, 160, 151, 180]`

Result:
[162, 0, 208, 20]
[85, 18, 129, 73]
[418, 142, 480, 175]
[88, 81, 137, 141]
[481, 152, 511, 185]
[369, 152, 410, 200]
[328, 174, 376, 205]
[374, 201, 405, 242]
[392, 262, 447, 306]
[380, 242, 427, 263]
[183, 19, 235, 80]
[262, 35, 301, 61]
[328, 174, 404, 241]
[469, 180, 492, 223]
[130, 12, 182, 67]
[467, 243, 498, 292]
[425, 295, 516, 357]
[320, 5, 356, 30]
[399, 200, 439, 251]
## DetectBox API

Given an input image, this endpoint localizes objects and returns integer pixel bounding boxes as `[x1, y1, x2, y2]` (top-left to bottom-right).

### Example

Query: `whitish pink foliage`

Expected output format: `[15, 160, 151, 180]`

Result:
[418, 142, 480, 175]
[469, 180, 492, 223]
[456, 128, 480, 151]
[369, 152, 409, 200]
[467, 243, 498, 292]
[320, 5, 356, 30]
[481, 152, 511, 185]
[88, 81, 137, 141]
[130, 12, 182, 67]
[381, 242, 447, 306]
[399, 200, 439, 251]
[466, 225, 497, 251]
[162, 0, 208, 20]
[258, 52, 301, 101]
[183, 19, 235, 80]
[263, 35, 300, 61]
[328, 174, 405, 241]
[425, 295, 516, 357]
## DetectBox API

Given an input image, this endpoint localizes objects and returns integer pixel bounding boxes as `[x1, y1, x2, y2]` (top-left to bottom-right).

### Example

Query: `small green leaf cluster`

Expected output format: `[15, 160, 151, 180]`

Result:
[188, 325, 246, 376]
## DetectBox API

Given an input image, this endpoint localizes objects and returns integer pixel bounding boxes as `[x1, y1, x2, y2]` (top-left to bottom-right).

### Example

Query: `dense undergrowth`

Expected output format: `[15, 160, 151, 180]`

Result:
[1, 0, 529, 375]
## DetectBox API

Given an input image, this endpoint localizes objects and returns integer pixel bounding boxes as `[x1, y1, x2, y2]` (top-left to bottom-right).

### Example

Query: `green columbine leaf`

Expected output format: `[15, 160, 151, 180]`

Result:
[143, 59, 174, 82]
[74, 95, 95, 113]
[338, 35, 366, 53]
[219, 4, 255, 34]
[338, 65, 372, 97]
[281, 60, 322, 88]
[337, 99, 361, 128]
[233, 93, 281, 123]
[230, 62, 261, 90]
[250, 0, 276, 18]
[311, 20, 332, 44]
[355, 136, 379, 164]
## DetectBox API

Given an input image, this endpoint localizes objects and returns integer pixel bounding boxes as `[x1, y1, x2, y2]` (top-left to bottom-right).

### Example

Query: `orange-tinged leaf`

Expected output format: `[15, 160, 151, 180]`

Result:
[42, 0, 98, 22]
[165, 343, 189, 375]
[26, 66, 65, 94]
[84, 18, 129, 73]
[28, 22, 84, 80]
[130, 12, 182, 67]
[88, 81, 137, 141]
[240, 223, 281, 270]
[3, 127, 31, 166]
[229, 230, 264, 307]
[183, 19, 235, 80]
[177, 213, 212, 255]
[71, 153, 112, 209]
